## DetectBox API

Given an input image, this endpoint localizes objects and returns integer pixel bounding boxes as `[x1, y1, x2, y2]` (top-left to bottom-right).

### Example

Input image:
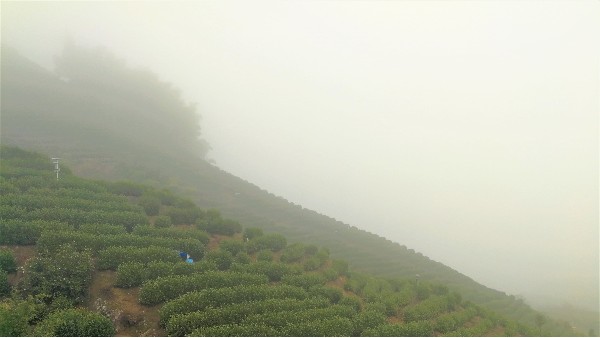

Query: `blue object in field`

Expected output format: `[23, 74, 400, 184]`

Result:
[186, 258, 194, 264]
[179, 251, 188, 260]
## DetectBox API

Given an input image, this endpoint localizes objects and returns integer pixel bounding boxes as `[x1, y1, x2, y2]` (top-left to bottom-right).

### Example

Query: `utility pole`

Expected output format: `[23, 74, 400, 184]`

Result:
[51, 158, 61, 180]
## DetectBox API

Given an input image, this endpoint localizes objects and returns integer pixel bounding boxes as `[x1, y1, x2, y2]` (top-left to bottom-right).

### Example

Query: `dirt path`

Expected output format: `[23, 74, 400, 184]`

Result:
[86, 270, 164, 336]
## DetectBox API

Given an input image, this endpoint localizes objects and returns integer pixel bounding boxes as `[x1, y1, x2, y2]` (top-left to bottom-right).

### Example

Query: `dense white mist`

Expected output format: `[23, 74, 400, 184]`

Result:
[2, 1, 598, 310]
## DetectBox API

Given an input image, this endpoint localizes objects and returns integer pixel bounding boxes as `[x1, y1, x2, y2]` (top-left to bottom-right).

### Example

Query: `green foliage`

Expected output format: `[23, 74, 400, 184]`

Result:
[20, 245, 93, 303]
[205, 250, 234, 271]
[303, 256, 323, 271]
[246, 233, 287, 253]
[402, 294, 450, 322]
[308, 285, 343, 304]
[219, 239, 245, 256]
[166, 297, 330, 336]
[197, 209, 242, 235]
[38, 230, 204, 260]
[159, 284, 309, 326]
[167, 206, 204, 225]
[115, 260, 217, 288]
[0, 219, 72, 245]
[339, 295, 362, 312]
[234, 252, 252, 265]
[0, 295, 47, 336]
[105, 181, 146, 197]
[352, 310, 387, 336]
[33, 308, 114, 336]
[280, 316, 354, 336]
[0, 270, 10, 297]
[241, 305, 356, 329]
[230, 261, 299, 282]
[256, 249, 273, 262]
[132, 225, 209, 244]
[243, 227, 263, 240]
[364, 320, 434, 337]
[114, 262, 145, 288]
[138, 194, 161, 216]
[139, 271, 269, 305]
[96, 246, 180, 270]
[154, 215, 172, 228]
[280, 243, 305, 263]
[78, 223, 126, 235]
[189, 322, 279, 337]
[0, 192, 140, 214]
[304, 244, 319, 255]
[282, 273, 327, 290]
[331, 259, 348, 276]
[24, 207, 147, 231]
[433, 307, 477, 334]
[0, 249, 17, 273]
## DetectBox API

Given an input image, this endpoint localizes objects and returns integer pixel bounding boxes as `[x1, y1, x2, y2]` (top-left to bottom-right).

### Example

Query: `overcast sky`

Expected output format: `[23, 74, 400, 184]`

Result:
[2, 1, 598, 310]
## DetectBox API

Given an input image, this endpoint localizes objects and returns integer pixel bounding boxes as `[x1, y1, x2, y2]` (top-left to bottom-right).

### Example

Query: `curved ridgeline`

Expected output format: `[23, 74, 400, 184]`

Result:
[0, 46, 586, 335]
[0, 146, 578, 336]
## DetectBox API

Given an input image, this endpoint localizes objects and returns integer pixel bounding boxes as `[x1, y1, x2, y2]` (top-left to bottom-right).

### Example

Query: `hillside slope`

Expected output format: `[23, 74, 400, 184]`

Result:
[0, 146, 543, 336]
[1, 45, 590, 335]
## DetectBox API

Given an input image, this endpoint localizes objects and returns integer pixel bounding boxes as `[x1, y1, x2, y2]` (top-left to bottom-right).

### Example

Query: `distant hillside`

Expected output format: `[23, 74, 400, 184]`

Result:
[0, 45, 588, 335]
[1, 146, 541, 336]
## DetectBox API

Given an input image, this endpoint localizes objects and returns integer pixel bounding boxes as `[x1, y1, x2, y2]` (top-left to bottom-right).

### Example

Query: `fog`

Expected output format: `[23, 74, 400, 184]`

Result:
[2, 1, 598, 311]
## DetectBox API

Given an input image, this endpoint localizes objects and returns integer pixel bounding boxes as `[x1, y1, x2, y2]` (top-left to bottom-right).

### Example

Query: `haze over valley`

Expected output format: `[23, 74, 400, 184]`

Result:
[2, 0, 598, 323]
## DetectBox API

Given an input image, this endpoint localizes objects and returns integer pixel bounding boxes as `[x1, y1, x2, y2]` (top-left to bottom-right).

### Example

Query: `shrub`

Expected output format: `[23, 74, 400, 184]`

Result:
[0, 270, 10, 297]
[96, 246, 180, 270]
[154, 215, 172, 228]
[243, 227, 263, 240]
[20, 245, 93, 303]
[114, 262, 146, 288]
[352, 310, 387, 336]
[339, 295, 362, 312]
[246, 234, 287, 253]
[106, 181, 146, 197]
[230, 261, 299, 282]
[0, 219, 72, 245]
[0, 249, 17, 273]
[281, 273, 326, 289]
[197, 216, 242, 236]
[166, 207, 203, 225]
[363, 321, 434, 337]
[219, 239, 245, 256]
[402, 295, 449, 322]
[0, 295, 47, 336]
[205, 250, 234, 271]
[308, 285, 343, 304]
[280, 243, 305, 263]
[138, 194, 161, 216]
[281, 316, 354, 336]
[304, 244, 319, 255]
[38, 231, 204, 260]
[241, 305, 356, 329]
[159, 284, 309, 325]
[189, 323, 278, 337]
[139, 271, 268, 305]
[166, 297, 330, 336]
[331, 259, 349, 276]
[132, 225, 209, 244]
[33, 308, 114, 336]
[303, 257, 322, 271]
[234, 252, 251, 265]
[115, 261, 217, 288]
[256, 250, 273, 262]
[78, 223, 126, 235]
